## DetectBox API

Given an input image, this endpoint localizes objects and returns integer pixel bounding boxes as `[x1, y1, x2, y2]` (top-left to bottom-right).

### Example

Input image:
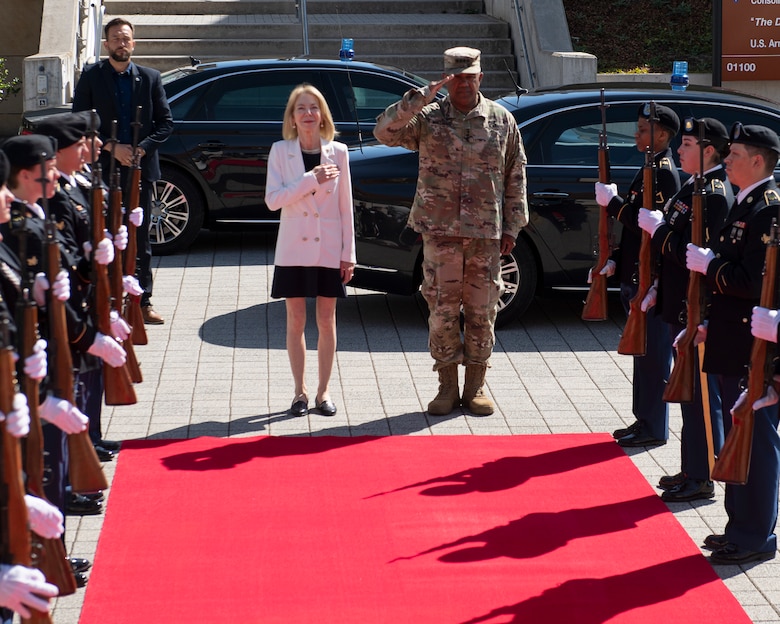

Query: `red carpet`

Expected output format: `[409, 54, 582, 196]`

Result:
[79, 435, 750, 623]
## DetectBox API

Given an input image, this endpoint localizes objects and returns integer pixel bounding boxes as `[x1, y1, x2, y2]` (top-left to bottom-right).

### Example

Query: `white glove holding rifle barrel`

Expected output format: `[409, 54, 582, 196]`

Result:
[110, 310, 131, 341]
[587, 259, 615, 284]
[24, 494, 64, 539]
[0, 392, 30, 438]
[19, 338, 48, 381]
[88, 332, 127, 368]
[129, 206, 144, 227]
[113, 224, 129, 251]
[0, 564, 58, 618]
[123, 275, 144, 297]
[82, 232, 115, 266]
[38, 396, 88, 434]
[32, 270, 70, 307]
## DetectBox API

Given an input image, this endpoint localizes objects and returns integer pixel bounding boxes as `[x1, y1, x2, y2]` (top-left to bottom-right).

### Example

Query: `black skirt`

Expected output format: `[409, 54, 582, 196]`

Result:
[271, 266, 347, 299]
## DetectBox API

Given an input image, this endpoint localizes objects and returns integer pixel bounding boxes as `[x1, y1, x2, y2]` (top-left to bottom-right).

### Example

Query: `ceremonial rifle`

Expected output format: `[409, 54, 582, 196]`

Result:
[711, 218, 780, 484]
[0, 318, 54, 624]
[123, 105, 148, 346]
[618, 103, 657, 356]
[663, 121, 707, 403]
[582, 88, 611, 321]
[90, 117, 136, 405]
[108, 146, 143, 383]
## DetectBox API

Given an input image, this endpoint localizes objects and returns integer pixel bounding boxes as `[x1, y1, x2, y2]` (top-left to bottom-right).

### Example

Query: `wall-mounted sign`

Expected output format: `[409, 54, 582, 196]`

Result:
[721, 0, 780, 81]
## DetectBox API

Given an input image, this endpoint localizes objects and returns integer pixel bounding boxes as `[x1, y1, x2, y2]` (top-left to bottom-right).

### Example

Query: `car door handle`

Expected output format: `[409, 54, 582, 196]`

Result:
[533, 192, 570, 199]
[198, 141, 226, 155]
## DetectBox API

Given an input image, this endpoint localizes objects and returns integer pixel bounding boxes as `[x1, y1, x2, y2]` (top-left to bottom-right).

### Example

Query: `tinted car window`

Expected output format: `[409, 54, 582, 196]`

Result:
[330, 72, 414, 122]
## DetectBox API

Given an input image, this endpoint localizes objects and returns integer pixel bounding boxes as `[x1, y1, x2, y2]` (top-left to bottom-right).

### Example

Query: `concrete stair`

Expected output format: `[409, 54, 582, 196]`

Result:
[103, 0, 520, 98]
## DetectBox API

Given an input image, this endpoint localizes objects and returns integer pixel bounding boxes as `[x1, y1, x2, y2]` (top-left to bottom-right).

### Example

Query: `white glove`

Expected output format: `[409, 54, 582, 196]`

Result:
[686, 243, 715, 275]
[638, 208, 665, 237]
[0, 564, 58, 618]
[0, 393, 30, 438]
[123, 275, 144, 297]
[31, 273, 48, 307]
[587, 259, 616, 284]
[752, 306, 780, 343]
[24, 495, 64, 539]
[673, 322, 707, 349]
[129, 207, 144, 227]
[595, 182, 618, 207]
[38, 396, 88, 434]
[94, 236, 115, 266]
[113, 224, 128, 251]
[640, 283, 657, 312]
[23, 338, 47, 381]
[110, 310, 131, 341]
[87, 332, 127, 368]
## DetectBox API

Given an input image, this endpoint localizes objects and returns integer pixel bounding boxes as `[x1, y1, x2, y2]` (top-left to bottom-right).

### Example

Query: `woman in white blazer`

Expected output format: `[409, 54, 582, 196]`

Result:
[265, 84, 356, 418]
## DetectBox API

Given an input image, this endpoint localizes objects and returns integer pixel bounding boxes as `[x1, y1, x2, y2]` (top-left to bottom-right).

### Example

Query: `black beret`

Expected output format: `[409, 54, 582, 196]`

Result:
[729, 123, 780, 155]
[33, 111, 93, 149]
[638, 102, 680, 136]
[682, 117, 729, 152]
[0, 151, 8, 186]
[0, 135, 57, 169]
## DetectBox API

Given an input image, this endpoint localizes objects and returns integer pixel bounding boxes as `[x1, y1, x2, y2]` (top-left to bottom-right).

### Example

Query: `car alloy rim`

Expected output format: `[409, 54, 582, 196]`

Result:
[150, 178, 190, 246]
[498, 253, 520, 313]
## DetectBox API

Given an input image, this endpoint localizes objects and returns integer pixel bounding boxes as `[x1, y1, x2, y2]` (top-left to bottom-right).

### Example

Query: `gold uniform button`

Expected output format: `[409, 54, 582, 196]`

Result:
[302, 237, 308, 242]
[314, 237, 320, 242]
[303, 212, 308, 217]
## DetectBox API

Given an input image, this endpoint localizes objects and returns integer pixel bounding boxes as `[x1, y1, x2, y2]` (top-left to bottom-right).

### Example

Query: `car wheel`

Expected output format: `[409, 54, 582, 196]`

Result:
[149, 168, 204, 255]
[495, 237, 537, 328]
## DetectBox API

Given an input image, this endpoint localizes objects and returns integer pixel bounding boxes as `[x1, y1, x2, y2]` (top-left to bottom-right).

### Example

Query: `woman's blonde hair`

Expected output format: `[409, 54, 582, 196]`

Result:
[281, 84, 337, 141]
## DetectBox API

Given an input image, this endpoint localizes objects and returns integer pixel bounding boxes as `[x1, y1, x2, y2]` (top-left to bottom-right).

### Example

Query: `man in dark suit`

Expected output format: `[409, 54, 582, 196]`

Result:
[72, 17, 173, 324]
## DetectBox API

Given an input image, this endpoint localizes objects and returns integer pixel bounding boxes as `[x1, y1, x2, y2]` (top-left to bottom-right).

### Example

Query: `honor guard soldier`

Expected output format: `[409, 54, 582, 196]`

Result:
[639, 117, 733, 501]
[686, 123, 780, 564]
[595, 104, 681, 447]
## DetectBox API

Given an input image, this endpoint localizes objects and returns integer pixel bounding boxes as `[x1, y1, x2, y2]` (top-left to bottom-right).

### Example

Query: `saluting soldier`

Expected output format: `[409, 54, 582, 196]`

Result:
[638, 117, 733, 501]
[595, 104, 681, 447]
[686, 123, 780, 565]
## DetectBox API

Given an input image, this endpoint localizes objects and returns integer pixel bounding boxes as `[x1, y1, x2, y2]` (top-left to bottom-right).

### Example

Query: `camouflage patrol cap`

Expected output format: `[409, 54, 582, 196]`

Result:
[729, 123, 780, 155]
[443, 47, 481, 75]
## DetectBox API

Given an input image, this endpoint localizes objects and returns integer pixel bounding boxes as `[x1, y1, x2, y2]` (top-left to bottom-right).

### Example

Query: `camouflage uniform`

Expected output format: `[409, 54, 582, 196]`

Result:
[374, 86, 528, 370]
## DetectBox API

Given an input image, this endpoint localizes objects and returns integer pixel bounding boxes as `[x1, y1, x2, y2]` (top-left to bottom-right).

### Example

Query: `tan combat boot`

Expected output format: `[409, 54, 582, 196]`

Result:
[462, 364, 494, 415]
[427, 364, 460, 415]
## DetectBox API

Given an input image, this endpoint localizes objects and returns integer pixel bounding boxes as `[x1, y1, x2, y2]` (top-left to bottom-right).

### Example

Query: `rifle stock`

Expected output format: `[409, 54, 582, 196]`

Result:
[582, 89, 611, 321]
[664, 169, 706, 403]
[617, 159, 654, 356]
[711, 219, 779, 484]
[91, 166, 137, 406]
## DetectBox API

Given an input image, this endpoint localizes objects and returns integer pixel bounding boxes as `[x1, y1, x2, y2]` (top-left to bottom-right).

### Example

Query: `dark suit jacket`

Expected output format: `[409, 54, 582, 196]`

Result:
[72, 60, 173, 182]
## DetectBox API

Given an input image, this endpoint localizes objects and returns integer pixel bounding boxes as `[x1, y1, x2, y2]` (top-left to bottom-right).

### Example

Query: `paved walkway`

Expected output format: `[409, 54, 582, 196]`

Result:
[50, 229, 780, 623]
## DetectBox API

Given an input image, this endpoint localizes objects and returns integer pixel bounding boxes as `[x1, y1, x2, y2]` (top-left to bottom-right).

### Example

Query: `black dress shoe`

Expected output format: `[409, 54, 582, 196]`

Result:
[703, 534, 729, 551]
[67, 493, 103, 516]
[288, 395, 308, 417]
[81, 491, 104, 502]
[74, 571, 88, 588]
[315, 398, 337, 416]
[617, 431, 667, 448]
[661, 479, 715, 502]
[658, 471, 687, 490]
[94, 445, 115, 462]
[99, 439, 121, 452]
[69, 557, 91, 574]
[612, 420, 640, 440]
[710, 543, 776, 565]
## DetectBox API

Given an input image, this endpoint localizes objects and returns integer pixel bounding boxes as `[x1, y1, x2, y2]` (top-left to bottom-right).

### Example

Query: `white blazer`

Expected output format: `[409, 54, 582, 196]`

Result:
[265, 138, 356, 269]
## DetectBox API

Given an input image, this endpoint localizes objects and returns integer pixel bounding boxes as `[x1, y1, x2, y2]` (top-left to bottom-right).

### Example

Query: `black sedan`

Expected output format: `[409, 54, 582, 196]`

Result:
[349, 83, 780, 326]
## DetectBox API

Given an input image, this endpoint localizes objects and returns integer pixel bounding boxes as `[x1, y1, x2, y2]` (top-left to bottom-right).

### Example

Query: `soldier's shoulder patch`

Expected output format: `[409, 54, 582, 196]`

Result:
[710, 178, 725, 193]
[658, 157, 674, 170]
[764, 189, 780, 205]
